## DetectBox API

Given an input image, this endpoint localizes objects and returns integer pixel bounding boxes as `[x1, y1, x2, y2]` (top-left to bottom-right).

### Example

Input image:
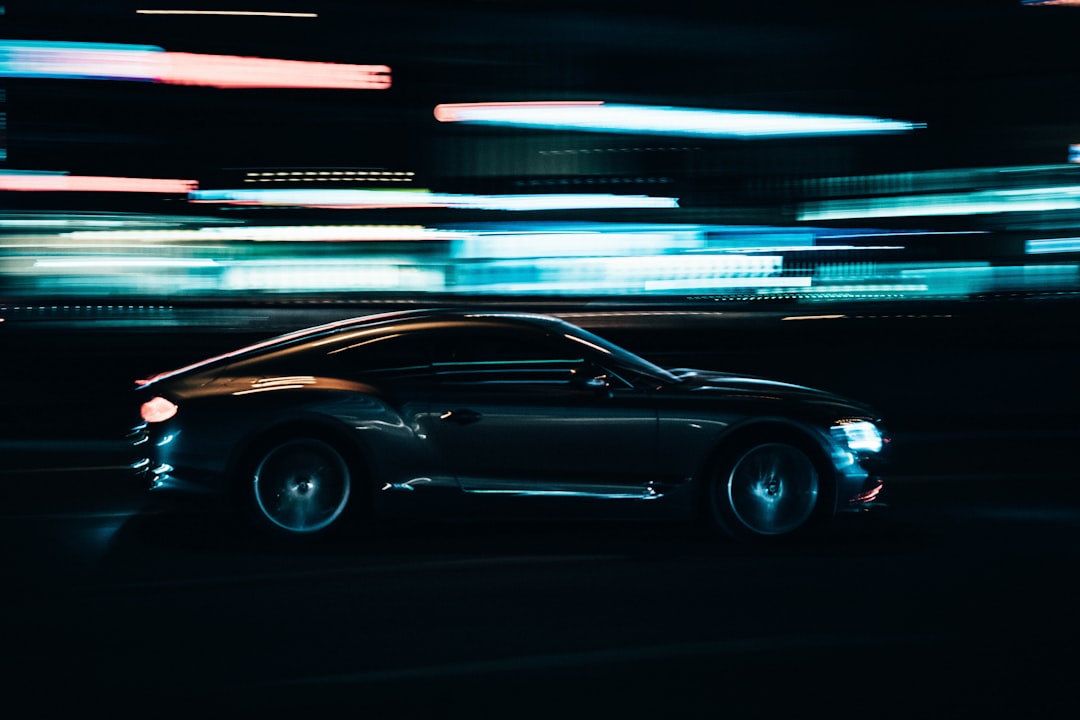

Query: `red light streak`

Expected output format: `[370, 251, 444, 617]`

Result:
[0, 174, 197, 193]
[1, 41, 391, 90]
[158, 53, 391, 90]
[849, 481, 884, 505]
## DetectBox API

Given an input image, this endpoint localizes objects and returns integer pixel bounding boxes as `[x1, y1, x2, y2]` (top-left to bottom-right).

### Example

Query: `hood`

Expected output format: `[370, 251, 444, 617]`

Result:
[669, 368, 879, 416]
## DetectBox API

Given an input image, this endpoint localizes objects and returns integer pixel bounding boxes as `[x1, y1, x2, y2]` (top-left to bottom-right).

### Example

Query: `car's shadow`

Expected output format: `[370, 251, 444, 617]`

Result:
[111, 491, 933, 569]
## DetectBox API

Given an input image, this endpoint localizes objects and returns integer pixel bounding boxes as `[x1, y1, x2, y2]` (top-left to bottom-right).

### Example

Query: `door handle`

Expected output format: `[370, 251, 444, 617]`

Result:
[440, 408, 483, 425]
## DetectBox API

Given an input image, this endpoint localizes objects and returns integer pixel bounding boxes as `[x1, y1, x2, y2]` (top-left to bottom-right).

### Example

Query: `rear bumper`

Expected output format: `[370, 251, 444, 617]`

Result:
[129, 422, 223, 495]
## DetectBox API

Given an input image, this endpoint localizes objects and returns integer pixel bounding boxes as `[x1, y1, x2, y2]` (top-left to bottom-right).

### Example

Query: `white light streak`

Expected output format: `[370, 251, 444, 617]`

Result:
[188, 188, 679, 211]
[220, 261, 445, 292]
[782, 314, 847, 321]
[136, 10, 318, 17]
[722, 245, 905, 253]
[644, 277, 812, 290]
[62, 225, 466, 242]
[33, 257, 219, 269]
[434, 101, 922, 139]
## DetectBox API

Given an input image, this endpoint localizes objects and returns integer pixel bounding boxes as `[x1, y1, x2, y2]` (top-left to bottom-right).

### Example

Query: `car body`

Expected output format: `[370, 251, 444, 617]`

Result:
[130, 309, 888, 541]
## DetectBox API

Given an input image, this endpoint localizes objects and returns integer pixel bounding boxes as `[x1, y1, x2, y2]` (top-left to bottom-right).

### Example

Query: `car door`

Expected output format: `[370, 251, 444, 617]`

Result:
[321, 330, 449, 489]
[424, 322, 660, 497]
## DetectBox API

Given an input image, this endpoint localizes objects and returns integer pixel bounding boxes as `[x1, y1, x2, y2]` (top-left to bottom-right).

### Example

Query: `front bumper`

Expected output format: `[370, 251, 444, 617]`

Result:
[827, 418, 890, 512]
[839, 473, 885, 509]
[833, 442, 889, 511]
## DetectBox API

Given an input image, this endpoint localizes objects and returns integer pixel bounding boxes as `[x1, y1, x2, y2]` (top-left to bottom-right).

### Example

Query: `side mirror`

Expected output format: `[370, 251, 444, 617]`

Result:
[569, 363, 610, 393]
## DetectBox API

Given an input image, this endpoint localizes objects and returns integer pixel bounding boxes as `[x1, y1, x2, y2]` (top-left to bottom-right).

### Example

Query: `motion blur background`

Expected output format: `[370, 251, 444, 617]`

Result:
[4, 0, 1080, 307]
[5, 5, 1080, 713]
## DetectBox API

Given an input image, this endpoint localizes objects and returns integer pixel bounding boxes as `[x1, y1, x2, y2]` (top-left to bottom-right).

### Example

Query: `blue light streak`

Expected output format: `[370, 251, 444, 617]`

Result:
[0, 40, 164, 81]
[1026, 237, 1080, 254]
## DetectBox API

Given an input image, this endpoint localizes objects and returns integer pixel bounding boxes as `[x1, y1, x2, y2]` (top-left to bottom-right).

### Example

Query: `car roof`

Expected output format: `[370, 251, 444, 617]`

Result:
[265, 308, 565, 345]
[137, 308, 565, 386]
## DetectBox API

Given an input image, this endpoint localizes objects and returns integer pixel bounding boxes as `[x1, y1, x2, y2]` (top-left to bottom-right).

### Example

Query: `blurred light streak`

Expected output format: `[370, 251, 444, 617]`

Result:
[454, 231, 683, 259]
[445, 222, 892, 259]
[1070, 145, 1080, 163]
[725, 244, 905, 253]
[221, 260, 445, 292]
[1, 242, 231, 251]
[452, 254, 790, 295]
[2, 217, 144, 229]
[188, 188, 679, 210]
[793, 284, 929, 294]
[188, 188, 439, 208]
[800, 186, 1080, 220]
[644, 277, 812, 290]
[0, 40, 391, 90]
[458, 194, 679, 211]
[12, 213, 1080, 299]
[433, 102, 922, 138]
[0, 212, 241, 230]
[1026, 237, 1080, 254]
[159, 53, 390, 90]
[136, 10, 318, 17]
[244, 170, 414, 183]
[60, 225, 467, 242]
[33, 257, 219, 268]
[782, 314, 846, 321]
[816, 231, 988, 239]
[0, 172, 196, 193]
[1022, 1, 1080, 6]
[896, 263, 1079, 293]
[0, 40, 164, 81]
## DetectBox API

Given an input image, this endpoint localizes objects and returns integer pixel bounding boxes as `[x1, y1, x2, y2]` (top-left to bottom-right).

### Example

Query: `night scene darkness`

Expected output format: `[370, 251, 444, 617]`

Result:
[2, 1, 1080, 716]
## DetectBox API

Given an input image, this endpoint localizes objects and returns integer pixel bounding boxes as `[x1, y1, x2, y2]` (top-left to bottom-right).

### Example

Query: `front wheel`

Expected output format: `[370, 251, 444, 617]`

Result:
[708, 441, 822, 541]
[250, 437, 353, 536]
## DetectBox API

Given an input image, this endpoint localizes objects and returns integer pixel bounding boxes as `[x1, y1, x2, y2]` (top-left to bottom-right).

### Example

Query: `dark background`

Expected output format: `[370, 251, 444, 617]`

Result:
[7, 1, 1080, 180]
[4, 2, 1080, 715]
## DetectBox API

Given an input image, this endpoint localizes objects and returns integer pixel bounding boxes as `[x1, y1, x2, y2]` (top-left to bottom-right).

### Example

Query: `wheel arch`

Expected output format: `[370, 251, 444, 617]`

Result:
[224, 415, 375, 516]
[694, 418, 839, 523]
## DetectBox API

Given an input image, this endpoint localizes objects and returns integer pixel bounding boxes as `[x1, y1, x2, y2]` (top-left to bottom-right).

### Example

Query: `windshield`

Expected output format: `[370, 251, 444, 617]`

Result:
[556, 320, 680, 385]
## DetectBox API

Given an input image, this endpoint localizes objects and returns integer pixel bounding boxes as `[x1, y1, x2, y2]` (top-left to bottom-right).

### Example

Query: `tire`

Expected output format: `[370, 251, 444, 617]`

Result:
[248, 436, 354, 537]
[707, 440, 822, 541]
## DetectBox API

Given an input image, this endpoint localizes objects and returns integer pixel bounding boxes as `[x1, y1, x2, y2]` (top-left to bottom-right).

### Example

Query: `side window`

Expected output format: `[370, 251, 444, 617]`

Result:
[432, 327, 585, 386]
[324, 333, 432, 380]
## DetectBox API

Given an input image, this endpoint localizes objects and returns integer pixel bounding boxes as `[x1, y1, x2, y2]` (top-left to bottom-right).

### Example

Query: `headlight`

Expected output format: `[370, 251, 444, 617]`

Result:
[833, 420, 883, 453]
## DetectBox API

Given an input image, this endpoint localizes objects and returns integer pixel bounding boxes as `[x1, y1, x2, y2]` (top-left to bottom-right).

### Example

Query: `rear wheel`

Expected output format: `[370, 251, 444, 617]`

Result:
[250, 437, 353, 536]
[708, 441, 821, 541]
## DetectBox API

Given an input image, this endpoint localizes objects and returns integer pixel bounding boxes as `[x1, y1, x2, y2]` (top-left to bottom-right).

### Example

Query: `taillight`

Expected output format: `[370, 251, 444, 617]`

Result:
[141, 396, 178, 423]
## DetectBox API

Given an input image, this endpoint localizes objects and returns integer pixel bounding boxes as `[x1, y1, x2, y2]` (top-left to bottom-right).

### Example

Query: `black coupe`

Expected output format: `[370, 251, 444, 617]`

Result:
[131, 309, 887, 541]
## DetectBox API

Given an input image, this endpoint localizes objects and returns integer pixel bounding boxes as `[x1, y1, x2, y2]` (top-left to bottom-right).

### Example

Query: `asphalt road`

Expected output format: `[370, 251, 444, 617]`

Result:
[3, 466, 1079, 716]
[1, 299, 1079, 715]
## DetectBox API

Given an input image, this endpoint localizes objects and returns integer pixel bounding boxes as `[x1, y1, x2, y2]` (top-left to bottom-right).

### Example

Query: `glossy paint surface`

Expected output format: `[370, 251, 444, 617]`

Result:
[131, 309, 888, 537]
